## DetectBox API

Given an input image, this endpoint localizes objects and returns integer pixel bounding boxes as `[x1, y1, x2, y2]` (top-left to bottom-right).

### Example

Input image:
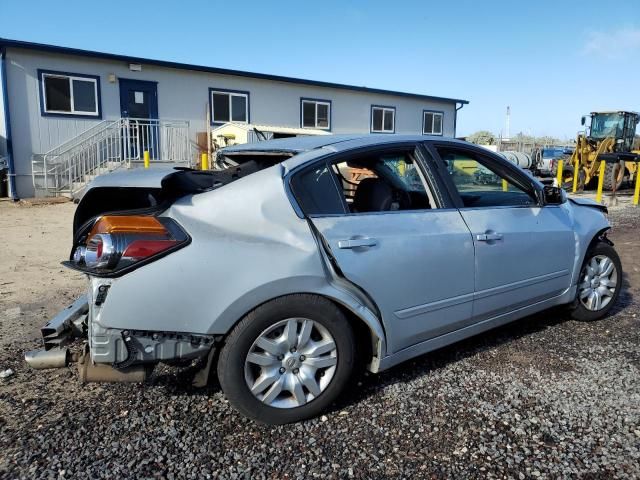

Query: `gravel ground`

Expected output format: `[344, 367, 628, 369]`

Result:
[0, 200, 639, 479]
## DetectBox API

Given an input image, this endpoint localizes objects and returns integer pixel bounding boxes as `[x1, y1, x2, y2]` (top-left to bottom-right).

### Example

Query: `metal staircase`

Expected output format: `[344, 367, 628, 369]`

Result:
[32, 118, 193, 197]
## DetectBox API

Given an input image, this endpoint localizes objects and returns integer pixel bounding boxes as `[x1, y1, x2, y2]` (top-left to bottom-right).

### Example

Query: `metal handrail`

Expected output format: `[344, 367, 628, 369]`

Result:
[44, 119, 115, 158]
[34, 118, 192, 197]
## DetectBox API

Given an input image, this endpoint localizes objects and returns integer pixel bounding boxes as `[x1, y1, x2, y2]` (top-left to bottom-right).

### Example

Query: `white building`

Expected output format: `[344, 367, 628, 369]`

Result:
[0, 38, 468, 198]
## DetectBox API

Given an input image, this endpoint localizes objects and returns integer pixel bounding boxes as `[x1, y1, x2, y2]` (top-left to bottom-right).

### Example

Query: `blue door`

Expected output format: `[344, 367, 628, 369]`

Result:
[119, 79, 159, 160]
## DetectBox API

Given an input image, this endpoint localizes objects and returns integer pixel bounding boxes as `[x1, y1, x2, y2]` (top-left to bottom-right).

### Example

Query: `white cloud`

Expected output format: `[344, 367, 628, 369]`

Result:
[583, 27, 640, 59]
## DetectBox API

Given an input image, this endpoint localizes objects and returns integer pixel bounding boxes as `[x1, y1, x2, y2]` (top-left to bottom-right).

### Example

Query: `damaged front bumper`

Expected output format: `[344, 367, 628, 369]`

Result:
[25, 289, 218, 386]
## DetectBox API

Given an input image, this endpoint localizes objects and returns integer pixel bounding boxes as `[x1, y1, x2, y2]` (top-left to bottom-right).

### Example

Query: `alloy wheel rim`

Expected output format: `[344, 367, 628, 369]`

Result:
[578, 254, 617, 311]
[244, 318, 338, 409]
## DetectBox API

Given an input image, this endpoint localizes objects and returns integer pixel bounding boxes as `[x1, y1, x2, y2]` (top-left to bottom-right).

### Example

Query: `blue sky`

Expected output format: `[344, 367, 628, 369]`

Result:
[2, 0, 639, 139]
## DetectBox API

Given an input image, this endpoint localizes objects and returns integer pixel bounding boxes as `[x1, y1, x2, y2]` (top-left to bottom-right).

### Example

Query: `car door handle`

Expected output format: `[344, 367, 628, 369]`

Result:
[476, 233, 503, 242]
[337, 237, 378, 249]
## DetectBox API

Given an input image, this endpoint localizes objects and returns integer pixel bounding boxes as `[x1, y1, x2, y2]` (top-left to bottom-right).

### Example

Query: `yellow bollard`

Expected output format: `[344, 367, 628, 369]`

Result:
[201, 153, 209, 171]
[596, 161, 606, 204]
[502, 179, 508, 192]
[143, 151, 150, 169]
[572, 159, 579, 193]
[633, 164, 640, 206]
[398, 159, 406, 177]
[556, 159, 564, 188]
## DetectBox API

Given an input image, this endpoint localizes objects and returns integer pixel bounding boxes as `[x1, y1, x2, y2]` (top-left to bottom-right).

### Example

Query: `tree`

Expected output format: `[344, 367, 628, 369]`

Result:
[467, 130, 496, 145]
[535, 135, 562, 146]
[511, 132, 562, 146]
[513, 132, 535, 143]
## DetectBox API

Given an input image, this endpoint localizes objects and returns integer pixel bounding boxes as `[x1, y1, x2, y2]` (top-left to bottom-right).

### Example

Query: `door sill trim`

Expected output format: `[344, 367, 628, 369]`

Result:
[473, 269, 569, 300]
[393, 270, 569, 321]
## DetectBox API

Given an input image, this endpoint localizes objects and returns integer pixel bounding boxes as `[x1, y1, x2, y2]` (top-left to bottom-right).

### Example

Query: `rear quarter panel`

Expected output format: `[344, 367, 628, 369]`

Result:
[90, 165, 330, 335]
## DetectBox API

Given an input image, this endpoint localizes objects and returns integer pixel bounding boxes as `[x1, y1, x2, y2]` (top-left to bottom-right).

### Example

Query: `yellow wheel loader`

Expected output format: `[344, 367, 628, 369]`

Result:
[571, 111, 639, 191]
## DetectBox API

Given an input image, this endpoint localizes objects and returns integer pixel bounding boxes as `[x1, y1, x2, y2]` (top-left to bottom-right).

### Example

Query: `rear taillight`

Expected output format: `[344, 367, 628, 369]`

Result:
[68, 215, 189, 276]
[85, 233, 115, 268]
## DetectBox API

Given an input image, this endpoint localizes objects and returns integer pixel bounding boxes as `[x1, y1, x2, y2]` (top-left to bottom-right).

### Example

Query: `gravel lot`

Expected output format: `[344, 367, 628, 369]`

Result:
[0, 199, 639, 479]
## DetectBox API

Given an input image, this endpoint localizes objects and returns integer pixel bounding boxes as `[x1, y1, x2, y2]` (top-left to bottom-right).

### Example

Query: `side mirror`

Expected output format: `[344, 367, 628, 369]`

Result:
[581, 116, 586, 126]
[543, 185, 565, 205]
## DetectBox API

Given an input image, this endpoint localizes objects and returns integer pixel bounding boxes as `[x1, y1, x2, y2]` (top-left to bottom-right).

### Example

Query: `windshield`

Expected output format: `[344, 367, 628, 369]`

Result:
[542, 148, 565, 159]
[590, 113, 625, 139]
[381, 156, 425, 191]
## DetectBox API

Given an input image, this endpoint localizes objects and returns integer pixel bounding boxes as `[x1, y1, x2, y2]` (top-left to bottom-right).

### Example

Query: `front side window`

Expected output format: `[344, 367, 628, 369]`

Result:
[371, 106, 395, 133]
[437, 148, 536, 208]
[301, 99, 330, 129]
[40, 71, 100, 117]
[423, 111, 443, 135]
[210, 89, 249, 123]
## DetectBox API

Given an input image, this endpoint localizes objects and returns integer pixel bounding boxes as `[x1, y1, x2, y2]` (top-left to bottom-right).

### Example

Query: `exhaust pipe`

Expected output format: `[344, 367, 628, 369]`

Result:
[25, 348, 69, 369]
[26, 346, 149, 382]
[77, 353, 148, 383]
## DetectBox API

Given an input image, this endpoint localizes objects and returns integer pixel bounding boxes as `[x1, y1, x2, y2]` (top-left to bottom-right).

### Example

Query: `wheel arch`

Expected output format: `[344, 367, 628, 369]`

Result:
[209, 279, 387, 373]
[568, 231, 622, 321]
[567, 198, 612, 285]
[573, 226, 612, 285]
[587, 227, 613, 249]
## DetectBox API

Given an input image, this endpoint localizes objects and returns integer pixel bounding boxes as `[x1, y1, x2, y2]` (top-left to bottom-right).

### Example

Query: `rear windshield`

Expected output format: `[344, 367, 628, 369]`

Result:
[161, 152, 294, 196]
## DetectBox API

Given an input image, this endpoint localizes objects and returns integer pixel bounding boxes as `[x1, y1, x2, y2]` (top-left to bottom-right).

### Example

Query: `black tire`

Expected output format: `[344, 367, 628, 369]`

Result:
[569, 241, 622, 321]
[602, 163, 624, 191]
[217, 294, 355, 424]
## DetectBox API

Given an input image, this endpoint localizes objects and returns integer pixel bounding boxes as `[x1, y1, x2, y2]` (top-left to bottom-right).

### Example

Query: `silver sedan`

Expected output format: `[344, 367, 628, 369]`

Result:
[26, 135, 622, 424]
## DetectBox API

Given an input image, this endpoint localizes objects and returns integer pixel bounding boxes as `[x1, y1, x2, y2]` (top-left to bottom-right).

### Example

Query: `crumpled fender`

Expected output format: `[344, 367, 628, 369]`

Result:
[563, 199, 611, 285]
[568, 196, 608, 213]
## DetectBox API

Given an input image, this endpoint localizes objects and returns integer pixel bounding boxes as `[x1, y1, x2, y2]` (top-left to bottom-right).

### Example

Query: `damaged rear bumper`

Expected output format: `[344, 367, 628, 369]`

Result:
[41, 294, 88, 350]
[24, 294, 89, 369]
[25, 291, 218, 386]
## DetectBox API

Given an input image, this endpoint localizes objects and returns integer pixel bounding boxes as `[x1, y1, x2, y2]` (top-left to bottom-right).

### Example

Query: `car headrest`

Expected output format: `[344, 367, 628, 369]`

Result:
[352, 177, 396, 213]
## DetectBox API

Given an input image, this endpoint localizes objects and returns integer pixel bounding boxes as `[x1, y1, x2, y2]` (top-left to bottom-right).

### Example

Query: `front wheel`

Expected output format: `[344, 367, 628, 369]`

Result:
[569, 241, 622, 321]
[603, 162, 625, 191]
[217, 294, 355, 424]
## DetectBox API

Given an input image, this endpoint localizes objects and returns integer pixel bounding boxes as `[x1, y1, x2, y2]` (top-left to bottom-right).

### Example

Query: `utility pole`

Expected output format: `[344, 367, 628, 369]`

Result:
[505, 106, 511, 141]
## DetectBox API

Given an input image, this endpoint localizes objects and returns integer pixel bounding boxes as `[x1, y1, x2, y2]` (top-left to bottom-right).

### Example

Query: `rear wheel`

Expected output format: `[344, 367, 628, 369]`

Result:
[569, 242, 622, 321]
[217, 294, 355, 424]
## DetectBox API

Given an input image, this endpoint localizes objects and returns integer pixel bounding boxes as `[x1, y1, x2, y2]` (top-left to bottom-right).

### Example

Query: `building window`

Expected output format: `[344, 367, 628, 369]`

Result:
[39, 70, 101, 117]
[210, 89, 249, 124]
[371, 106, 395, 133]
[301, 99, 331, 129]
[423, 110, 443, 135]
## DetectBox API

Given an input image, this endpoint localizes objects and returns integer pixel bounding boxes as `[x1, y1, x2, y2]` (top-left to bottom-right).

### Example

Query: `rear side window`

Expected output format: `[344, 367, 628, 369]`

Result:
[291, 149, 437, 216]
[331, 153, 433, 213]
[290, 164, 345, 215]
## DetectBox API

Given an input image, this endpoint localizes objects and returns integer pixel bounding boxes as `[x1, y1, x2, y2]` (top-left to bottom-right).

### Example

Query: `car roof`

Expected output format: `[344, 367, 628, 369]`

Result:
[219, 134, 366, 154]
[220, 134, 468, 171]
